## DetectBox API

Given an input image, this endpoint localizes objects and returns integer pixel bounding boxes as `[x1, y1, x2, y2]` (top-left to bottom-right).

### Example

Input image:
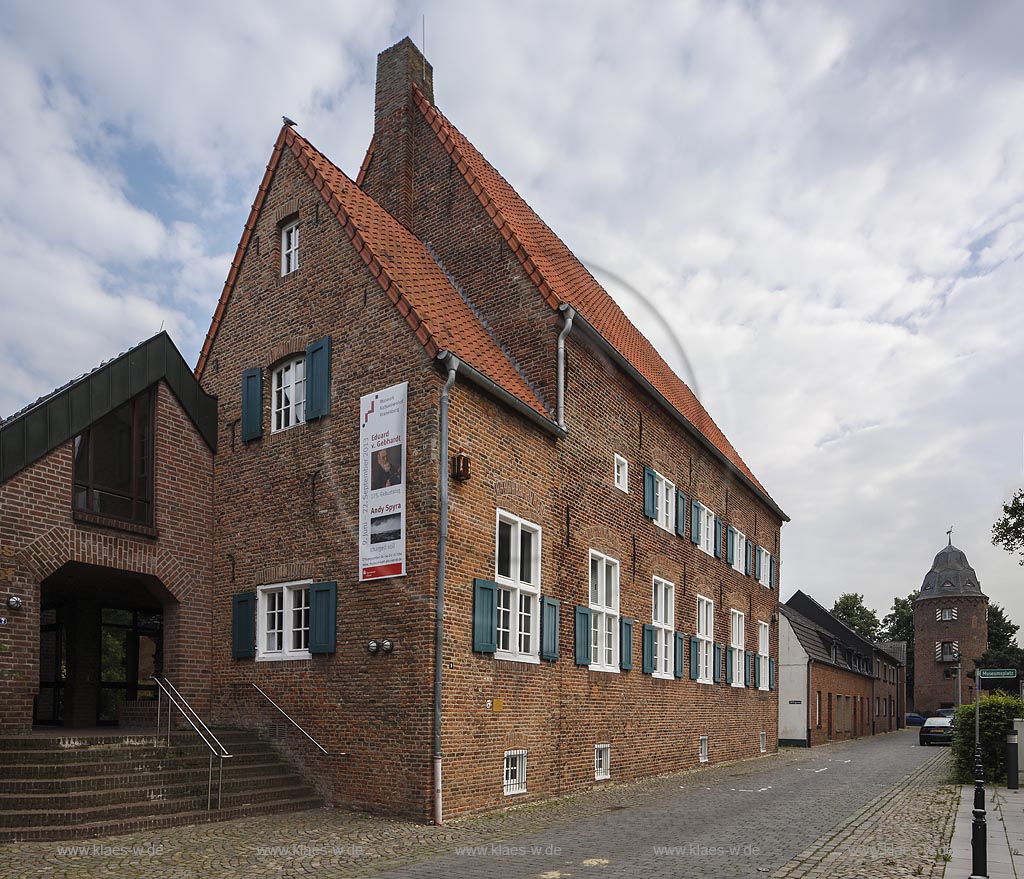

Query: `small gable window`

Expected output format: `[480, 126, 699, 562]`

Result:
[272, 356, 306, 432]
[72, 388, 154, 526]
[281, 219, 299, 275]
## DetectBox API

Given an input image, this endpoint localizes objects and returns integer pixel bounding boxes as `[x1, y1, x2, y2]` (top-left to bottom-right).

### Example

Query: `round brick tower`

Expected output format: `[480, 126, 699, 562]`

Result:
[913, 542, 988, 714]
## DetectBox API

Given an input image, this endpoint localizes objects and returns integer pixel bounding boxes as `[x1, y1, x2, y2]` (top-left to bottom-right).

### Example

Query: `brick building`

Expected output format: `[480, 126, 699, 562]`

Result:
[0, 333, 216, 732]
[0, 37, 788, 824]
[778, 600, 873, 746]
[913, 542, 988, 714]
[874, 640, 907, 732]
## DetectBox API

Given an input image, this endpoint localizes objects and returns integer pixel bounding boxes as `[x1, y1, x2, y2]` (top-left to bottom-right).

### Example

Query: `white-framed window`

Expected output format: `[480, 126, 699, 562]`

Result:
[731, 528, 746, 574]
[652, 576, 674, 679]
[281, 219, 299, 275]
[613, 455, 629, 492]
[494, 511, 541, 663]
[757, 620, 769, 690]
[696, 595, 714, 684]
[272, 356, 306, 432]
[695, 502, 716, 556]
[653, 471, 675, 532]
[503, 749, 527, 795]
[594, 744, 610, 780]
[257, 580, 311, 661]
[589, 550, 620, 672]
[699, 735, 709, 763]
[729, 609, 745, 687]
[760, 731, 767, 753]
[756, 546, 772, 587]
[939, 607, 957, 621]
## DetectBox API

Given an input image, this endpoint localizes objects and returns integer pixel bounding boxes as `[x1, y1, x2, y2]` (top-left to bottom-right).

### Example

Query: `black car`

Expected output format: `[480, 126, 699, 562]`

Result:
[919, 717, 955, 745]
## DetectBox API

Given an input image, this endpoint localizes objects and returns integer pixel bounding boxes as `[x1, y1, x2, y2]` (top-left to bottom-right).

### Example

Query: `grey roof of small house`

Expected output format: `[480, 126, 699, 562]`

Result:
[786, 590, 877, 657]
[0, 332, 217, 484]
[917, 543, 986, 601]
[875, 640, 907, 665]
[778, 603, 867, 674]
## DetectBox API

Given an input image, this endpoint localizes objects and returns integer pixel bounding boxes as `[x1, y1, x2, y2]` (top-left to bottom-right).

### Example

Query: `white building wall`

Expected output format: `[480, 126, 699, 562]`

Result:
[779, 615, 809, 743]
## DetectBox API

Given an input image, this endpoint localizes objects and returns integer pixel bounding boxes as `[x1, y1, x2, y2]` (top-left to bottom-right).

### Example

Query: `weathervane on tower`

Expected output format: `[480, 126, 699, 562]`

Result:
[947, 526, 953, 545]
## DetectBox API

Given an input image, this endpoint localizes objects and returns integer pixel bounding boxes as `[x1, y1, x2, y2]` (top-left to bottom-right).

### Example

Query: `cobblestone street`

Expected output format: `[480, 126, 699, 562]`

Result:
[0, 730, 957, 878]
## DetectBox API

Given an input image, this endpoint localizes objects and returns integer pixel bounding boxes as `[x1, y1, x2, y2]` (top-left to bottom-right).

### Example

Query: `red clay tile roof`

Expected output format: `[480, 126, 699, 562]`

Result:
[412, 85, 777, 507]
[197, 127, 549, 421]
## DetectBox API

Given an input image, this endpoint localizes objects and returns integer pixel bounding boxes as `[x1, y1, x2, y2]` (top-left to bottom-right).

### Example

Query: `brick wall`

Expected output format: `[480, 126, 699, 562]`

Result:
[0, 382, 214, 731]
[873, 651, 900, 732]
[914, 595, 988, 714]
[806, 663, 873, 747]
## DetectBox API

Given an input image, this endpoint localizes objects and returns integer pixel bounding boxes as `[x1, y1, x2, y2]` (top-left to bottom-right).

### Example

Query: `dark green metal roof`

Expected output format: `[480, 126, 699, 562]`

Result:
[0, 332, 217, 484]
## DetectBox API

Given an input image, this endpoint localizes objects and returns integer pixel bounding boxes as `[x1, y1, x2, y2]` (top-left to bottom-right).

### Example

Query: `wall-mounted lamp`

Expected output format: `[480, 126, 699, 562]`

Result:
[381, 639, 394, 653]
[450, 450, 471, 482]
[367, 639, 395, 655]
[7, 596, 23, 611]
[367, 639, 380, 654]
[771, 612, 778, 624]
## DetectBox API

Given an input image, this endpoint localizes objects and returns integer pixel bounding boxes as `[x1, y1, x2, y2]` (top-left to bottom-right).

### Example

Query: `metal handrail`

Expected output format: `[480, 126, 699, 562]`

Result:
[153, 676, 232, 809]
[251, 683, 337, 756]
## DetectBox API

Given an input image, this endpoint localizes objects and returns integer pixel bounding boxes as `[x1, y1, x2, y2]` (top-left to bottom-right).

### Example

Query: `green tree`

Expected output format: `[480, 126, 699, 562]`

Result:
[973, 644, 1024, 692]
[831, 593, 880, 641]
[993, 488, 1024, 565]
[879, 591, 917, 704]
[988, 602, 1020, 650]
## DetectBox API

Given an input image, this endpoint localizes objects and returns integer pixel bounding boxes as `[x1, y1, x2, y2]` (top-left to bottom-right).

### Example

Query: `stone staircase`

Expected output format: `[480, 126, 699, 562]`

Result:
[0, 729, 324, 842]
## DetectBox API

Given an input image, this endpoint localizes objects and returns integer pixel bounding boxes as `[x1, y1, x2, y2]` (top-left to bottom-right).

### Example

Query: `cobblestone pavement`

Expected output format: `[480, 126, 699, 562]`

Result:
[0, 730, 958, 879]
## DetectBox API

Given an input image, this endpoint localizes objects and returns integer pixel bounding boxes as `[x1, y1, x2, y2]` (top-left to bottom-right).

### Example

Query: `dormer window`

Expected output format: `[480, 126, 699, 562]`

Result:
[281, 219, 299, 275]
[73, 389, 154, 526]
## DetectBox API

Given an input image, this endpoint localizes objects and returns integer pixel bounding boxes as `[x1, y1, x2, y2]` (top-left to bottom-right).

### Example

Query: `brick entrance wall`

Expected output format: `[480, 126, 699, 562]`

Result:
[0, 382, 214, 731]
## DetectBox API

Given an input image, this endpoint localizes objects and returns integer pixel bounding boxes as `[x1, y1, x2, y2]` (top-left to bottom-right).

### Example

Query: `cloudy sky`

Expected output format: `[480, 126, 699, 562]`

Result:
[2, 1, 1022, 630]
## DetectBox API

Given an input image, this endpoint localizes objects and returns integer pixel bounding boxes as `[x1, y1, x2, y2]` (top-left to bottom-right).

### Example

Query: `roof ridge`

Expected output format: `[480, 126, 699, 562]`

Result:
[410, 84, 784, 518]
[422, 241, 551, 417]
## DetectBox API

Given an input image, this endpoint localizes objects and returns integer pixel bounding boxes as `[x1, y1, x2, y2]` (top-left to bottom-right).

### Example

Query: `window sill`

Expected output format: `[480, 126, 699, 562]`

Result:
[494, 652, 541, 665]
[72, 509, 157, 538]
[654, 521, 674, 534]
[696, 678, 713, 685]
[731, 681, 745, 689]
[589, 664, 620, 674]
[256, 652, 312, 662]
[652, 671, 674, 681]
[595, 773, 611, 781]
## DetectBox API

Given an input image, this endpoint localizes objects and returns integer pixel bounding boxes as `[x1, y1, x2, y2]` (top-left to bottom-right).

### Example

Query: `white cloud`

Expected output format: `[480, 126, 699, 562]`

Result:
[0, 0, 1022, 632]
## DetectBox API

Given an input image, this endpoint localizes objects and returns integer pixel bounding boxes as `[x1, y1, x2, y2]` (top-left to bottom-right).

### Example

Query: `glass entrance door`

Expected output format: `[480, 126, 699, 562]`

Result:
[98, 608, 162, 724]
[34, 608, 66, 724]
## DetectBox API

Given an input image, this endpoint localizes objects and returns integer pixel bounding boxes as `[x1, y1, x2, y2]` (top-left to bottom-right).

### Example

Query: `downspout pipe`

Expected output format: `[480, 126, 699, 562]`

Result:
[433, 354, 459, 826]
[556, 305, 576, 431]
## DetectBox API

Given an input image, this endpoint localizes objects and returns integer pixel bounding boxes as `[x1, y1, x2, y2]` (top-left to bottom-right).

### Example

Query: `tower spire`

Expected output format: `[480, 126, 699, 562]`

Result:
[947, 525, 953, 546]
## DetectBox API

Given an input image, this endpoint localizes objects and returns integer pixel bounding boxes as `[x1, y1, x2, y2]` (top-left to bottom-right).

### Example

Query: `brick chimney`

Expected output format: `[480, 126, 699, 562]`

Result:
[362, 37, 434, 229]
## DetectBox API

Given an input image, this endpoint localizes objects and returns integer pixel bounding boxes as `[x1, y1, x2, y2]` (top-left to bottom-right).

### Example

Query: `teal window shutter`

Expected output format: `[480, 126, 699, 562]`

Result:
[472, 579, 498, 653]
[575, 606, 591, 665]
[713, 643, 722, 683]
[745, 541, 752, 576]
[620, 617, 633, 671]
[309, 581, 337, 654]
[540, 595, 560, 661]
[725, 646, 734, 684]
[642, 624, 655, 674]
[745, 650, 753, 686]
[689, 635, 699, 680]
[674, 632, 685, 678]
[241, 368, 263, 442]
[754, 546, 762, 581]
[714, 517, 723, 559]
[754, 654, 762, 688]
[726, 526, 735, 565]
[231, 592, 255, 659]
[769, 556, 776, 589]
[675, 491, 687, 537]
[643, 467, 656, 518]
[690, 499, 700, 544]
[304, 335, 332, 420]
[769, 658, 776, 690]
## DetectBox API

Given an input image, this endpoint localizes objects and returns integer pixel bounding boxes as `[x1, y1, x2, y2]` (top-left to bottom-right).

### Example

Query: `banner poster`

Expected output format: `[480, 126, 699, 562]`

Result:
[359, 381, 408, 581]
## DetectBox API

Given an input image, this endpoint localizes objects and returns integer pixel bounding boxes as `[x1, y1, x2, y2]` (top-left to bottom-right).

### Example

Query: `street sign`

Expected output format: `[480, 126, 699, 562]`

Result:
[978, 668, 1018, 679]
